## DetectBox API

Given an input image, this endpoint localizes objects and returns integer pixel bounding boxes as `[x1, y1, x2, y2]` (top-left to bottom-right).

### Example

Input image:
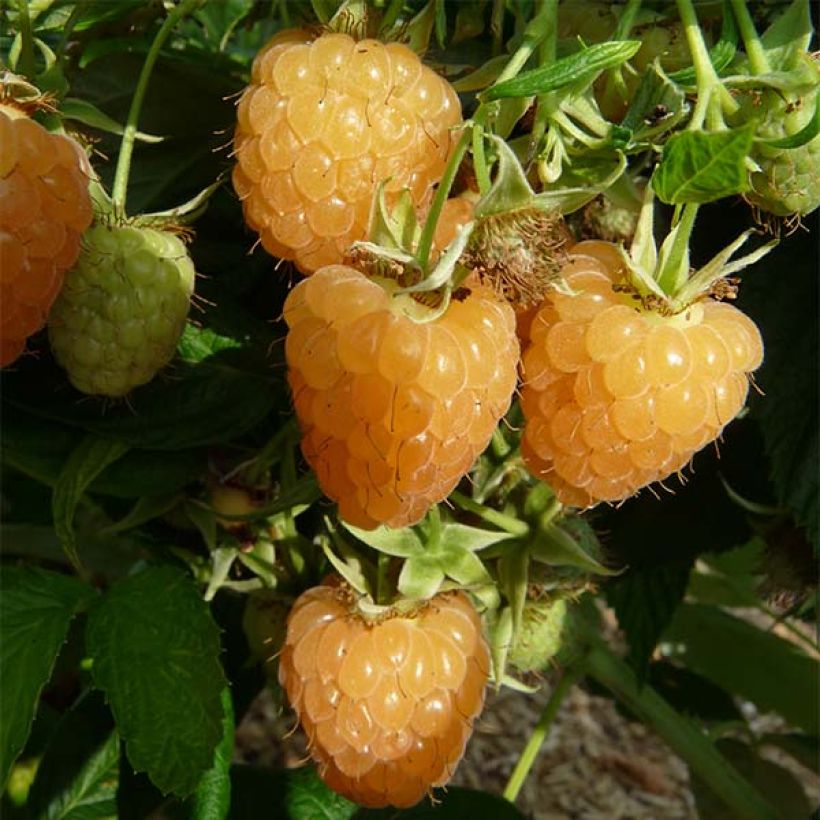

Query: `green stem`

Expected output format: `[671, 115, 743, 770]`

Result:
[503, 661, 586, 802]
[111, 0, 201, 219]
[472, 125, 491, 196]
[450, 491, 530, 537]
[527, 0, 559, 160]
[490, 0, 505, 56]
[676, 0, 738, 130]
[586, 642, 779, 820]
[728, 0, 770, 75]
[56, 0, 87, 62]
[416, 0, 556, 268]
[15, 0, 37, 79]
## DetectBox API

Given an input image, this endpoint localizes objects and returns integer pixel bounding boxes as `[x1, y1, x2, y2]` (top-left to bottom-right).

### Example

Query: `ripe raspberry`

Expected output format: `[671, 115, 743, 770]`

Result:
[0, 107, 93, 366]
[278, 582, 490, 808]
[48, 223, 195, 396]
[507, 598, 567, 674]
[520, 240, 763, 507]
[283, 264, 519, 529]
[232, 31, 462, 274]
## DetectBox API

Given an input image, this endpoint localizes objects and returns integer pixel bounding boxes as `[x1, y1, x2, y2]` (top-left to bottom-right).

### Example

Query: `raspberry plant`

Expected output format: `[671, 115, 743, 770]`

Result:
[1, 1, 817, 818]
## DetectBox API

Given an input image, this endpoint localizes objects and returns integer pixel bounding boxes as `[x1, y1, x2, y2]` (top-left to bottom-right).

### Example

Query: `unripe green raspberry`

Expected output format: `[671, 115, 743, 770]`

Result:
[49, 223, 195, 396]
[242, 590, 289, 678]
[508, 598, 568, 673]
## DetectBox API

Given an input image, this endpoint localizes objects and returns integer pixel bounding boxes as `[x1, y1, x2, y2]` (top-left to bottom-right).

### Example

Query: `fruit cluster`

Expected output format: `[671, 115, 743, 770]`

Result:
[519, 241, 763, 507]
[283, 265, 519, 529]
[0, 108, 93, 366]
[232, 30, 462, 274]
[278, 582, 490, 808]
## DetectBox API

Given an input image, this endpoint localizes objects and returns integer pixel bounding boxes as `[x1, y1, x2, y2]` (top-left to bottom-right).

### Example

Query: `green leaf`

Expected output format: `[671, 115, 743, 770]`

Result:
[619, 64, 688, 148]
[664, 603, 820, 736]
[191, 688, 234, 820]
[27, 691, 119, 820]
[86, 566, 227, 797]
[52, 435, 130, 567]
[439, 522, 515, 553]
[481, 40, 641, 100]
[652, 128, 755, 204]
[531, 523, 617, 575]
[0, 567, 95, 789]
[177, 323, 242, 364]
[60, 97, 163, 142]
[759, 0, 812, 72]
[607, 560, 693, 678]
[646, 662, 744, 723]
[692, 738, 812, 820]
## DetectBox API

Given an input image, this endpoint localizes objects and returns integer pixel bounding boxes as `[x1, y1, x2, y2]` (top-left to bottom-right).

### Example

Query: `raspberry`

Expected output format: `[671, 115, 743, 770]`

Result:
[0, 107, 93, 366]
[283, 265, 519, 529]
[278, 582, 489, 808]
[232, 31, 462, 274]
[520, 240, 763, 507]
[507, 598, 567, 674]
[48, 223, 195, 396]
[243, 590, 289, 678]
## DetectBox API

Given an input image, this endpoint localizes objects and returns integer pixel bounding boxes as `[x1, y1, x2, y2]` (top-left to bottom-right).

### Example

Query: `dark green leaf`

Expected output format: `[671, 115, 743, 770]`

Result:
[646, 662, 744, 723]
[1, 407, 207, 498]
[740, 212, 818, 548]
[692, 738, 812, 820]
[28, 691, 118, 820]
[60, 97, 163, 142]
[86, 566, 227, 797]
[606, 560, 693, 678]
[652, 128, 755, 204]
[228, 765, 356, 820]
[664, 603, 819, 736]
[482, 41, 641, 100]
[190, 688, 234, 820]
[3, 355, 281, 451]
[0, 567, 95, 789]
[52, 436, 130, 567]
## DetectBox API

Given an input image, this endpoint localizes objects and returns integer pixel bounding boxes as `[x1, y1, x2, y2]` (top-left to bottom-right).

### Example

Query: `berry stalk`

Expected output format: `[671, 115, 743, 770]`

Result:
[728, 0, 771, 75]
[416, 0, 557, 267]
[502, 660, 587, 802]
[14, 0, 36, 79]
[111, 0, 202, 219]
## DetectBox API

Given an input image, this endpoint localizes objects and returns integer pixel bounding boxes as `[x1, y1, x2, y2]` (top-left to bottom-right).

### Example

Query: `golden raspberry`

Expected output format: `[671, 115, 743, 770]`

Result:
[278, 582, 489, 808]
[283, 264, 520, 529]
[0, 107, 93, 366]
[232, 31, 462, 274]
[520, 240, 764, 507]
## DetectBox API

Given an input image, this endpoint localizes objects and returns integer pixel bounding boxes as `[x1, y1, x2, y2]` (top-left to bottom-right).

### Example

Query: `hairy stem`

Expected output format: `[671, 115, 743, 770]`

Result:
[503, 661, 586, 802]
[677, 0, 738, 129]
[111, 0, 202, 219]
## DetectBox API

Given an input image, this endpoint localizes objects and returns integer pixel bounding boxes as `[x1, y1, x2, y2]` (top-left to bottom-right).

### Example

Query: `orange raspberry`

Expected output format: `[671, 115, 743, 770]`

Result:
[283, 264, 519, 529]
[232, 31, 462, 274]
[520, 240, 764, 507]
[0, 107, 93, 366]
[278, 582, 489, 808]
